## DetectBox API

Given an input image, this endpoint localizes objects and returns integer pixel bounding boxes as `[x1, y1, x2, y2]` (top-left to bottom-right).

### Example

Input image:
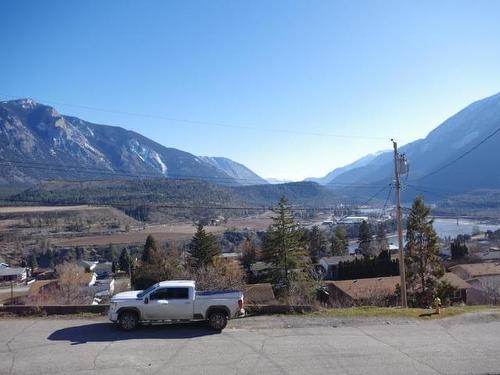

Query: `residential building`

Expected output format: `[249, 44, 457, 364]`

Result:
[325, 273, 471, 307]
[0, 267, 27, 283]
[450, 262, 500, 304]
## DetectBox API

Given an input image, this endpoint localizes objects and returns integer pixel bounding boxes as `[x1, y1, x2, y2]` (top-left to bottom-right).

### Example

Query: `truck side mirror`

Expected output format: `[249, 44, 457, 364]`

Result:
[144, 297, 149, 304]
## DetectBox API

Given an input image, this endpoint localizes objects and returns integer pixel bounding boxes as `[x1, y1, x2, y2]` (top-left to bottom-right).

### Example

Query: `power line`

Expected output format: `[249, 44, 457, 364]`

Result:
[360, 184, 392, 206]
[410, 124, 500, 181]
[0, 197, 348, 211]
[0, 93, 390, 140]
[0, 158, 391, 187]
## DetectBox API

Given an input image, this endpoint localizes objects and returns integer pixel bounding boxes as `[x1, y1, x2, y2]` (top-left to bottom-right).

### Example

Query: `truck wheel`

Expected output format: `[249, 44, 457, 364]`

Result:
[119, 311, 139, 331]
[208, 311, 228, 331]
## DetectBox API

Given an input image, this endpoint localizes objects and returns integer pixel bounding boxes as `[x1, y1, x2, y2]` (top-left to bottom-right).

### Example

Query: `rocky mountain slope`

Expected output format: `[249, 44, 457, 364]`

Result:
[0, 99, 266, 186]
[323, 92, 500, 201]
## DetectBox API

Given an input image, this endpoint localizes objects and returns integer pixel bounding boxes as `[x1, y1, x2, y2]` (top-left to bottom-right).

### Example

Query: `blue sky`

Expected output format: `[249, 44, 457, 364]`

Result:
[2, 1, 500, 180]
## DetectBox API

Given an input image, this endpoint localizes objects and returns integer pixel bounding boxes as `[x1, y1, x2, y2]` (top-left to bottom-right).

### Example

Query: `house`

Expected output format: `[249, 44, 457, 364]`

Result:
[325, 273, 471, 307]
[450, 262, 500, 304]
[475, 248, 500, 261]
[241, 283, 276, 304]
[337, 216, 368, 225]
[325, 276, 400, 306]
[0, 267, 27, 283]
[319, 256, 360, 280]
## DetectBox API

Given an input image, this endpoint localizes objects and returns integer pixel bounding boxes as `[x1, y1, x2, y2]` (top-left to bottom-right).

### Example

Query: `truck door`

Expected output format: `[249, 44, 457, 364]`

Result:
[147, 287, 193, 320]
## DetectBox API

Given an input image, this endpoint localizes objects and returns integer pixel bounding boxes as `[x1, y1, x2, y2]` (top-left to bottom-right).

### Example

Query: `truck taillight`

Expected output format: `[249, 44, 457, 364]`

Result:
[238, 298, 243, 309]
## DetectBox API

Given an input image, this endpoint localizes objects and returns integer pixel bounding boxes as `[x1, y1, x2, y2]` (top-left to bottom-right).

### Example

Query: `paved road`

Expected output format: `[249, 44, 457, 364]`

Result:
[1, 314, 500, 375]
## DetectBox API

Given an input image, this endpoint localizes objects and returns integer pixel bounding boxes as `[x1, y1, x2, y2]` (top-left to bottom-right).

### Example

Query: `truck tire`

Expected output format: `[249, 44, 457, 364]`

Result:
[208, 311, 228, 331]
[119, 311, 139, 331]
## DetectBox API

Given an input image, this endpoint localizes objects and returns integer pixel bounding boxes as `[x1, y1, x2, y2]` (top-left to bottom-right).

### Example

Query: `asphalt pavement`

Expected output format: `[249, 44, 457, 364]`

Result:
[1, 313, 500, 375]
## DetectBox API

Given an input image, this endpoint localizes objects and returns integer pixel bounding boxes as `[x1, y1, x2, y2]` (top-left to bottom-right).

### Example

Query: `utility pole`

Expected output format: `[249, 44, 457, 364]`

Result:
[392, 139, 408, 308]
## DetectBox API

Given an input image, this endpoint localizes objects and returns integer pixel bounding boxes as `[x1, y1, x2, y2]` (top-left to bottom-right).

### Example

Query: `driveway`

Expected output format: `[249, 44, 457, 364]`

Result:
[1, 313, 500, 375]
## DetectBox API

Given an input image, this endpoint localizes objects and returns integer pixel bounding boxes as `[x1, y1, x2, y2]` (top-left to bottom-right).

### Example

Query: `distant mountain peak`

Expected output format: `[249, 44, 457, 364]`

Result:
[0, 99, 267, 186]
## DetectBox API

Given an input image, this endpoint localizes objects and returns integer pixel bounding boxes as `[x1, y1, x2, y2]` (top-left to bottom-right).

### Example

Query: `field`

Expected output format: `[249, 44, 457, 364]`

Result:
[0, 204, 276, 264]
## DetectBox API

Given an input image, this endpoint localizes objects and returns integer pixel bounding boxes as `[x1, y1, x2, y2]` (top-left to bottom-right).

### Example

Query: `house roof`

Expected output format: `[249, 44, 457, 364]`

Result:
[326, 276, 400, 300]
[450, 262, 500, 277]
[441, 272, 471, 289]
[327, 273, 471, 301]
[0, 267, 26, 277]
[241, 283, 276, 304]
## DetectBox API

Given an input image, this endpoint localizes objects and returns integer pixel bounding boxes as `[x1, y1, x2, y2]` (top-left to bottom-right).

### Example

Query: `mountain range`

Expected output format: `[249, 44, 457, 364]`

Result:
[309, 92, 500, 202]
[0, 99, 267, 186]
[3, 92, 500, 206]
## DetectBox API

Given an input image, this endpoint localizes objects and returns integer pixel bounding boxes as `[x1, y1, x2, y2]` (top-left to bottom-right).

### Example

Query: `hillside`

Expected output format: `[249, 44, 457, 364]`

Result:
[305, 151, 386, 185]
[9, 179, 341, 220]
[198, 156, 268, 185]
[0, 99, 266, 186]
[324, 92, 500, 202]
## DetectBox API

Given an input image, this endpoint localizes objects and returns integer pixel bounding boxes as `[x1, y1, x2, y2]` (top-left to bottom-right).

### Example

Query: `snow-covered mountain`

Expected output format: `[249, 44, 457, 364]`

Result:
[0, 99, 266, 186]
[326, 92, 500, 199]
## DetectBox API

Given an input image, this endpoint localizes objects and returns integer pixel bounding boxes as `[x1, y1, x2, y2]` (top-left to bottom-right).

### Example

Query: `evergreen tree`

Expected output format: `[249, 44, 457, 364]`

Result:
[45, 248, 55, 268]
[104, 244, 118, 262]
[331, 226, 349, 256]
[376, 223, 389, 253]
[307, 225, 328, 262]
[405, 196, 444, 307]
[450, 238, 468, 260]
[240, 238, 257, 272]
[142, 235, 161, 264]
[75, 247, 84, 260]
[262, 196, 309, 293]
[28, 253, 38, 271]
[188, 224, 220, 268]
[358, 220, 372, 256]
[119, 248, 132, 274]
[133, 235, 179, 289]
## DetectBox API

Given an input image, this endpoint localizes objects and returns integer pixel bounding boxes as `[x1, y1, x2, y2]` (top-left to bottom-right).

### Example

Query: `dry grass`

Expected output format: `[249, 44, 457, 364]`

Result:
[311, 305, 500, 320]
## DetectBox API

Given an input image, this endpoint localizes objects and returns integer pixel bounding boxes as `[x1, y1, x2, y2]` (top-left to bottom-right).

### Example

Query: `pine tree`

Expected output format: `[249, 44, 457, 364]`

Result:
[308, 225, 328, 262]
[119, 248, 132, 274]
[104, 244, 118, 262]
[331, 226, 349, 256]
[28, 253, 38, 271]
[188, 224, 220, 268]
[450, 238, 468, 260]
[45, 249, 55, 268]
[376, 223, 389, 253]
[142, 235, 161, 264]
[358, 220, 372, 256]
[133, 235, 179, 289]
[240, 238, 257, 271]
[262, 196, 308, 292]
[405, 196, 444, 307]
[75, 247, 84, 260]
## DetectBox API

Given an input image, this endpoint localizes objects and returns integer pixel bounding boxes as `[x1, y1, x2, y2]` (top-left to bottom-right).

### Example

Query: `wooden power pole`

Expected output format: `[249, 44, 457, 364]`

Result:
[392, 139, 408, 308]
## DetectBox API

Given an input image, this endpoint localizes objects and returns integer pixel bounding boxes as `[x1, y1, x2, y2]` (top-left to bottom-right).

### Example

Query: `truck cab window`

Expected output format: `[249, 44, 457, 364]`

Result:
[149, 287, 189, 300]
[149, 288, 169, 300]
[166, 287, 189, 300]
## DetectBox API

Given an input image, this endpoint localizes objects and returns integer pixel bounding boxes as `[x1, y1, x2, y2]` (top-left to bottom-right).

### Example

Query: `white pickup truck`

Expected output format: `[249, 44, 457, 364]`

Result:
[109, 280, 244, 331]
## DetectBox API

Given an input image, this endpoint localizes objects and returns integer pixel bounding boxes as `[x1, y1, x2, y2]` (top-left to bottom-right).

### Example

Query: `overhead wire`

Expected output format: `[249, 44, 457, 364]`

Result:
[409, 124, 500, 181]
[0, 93, 391, 140]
